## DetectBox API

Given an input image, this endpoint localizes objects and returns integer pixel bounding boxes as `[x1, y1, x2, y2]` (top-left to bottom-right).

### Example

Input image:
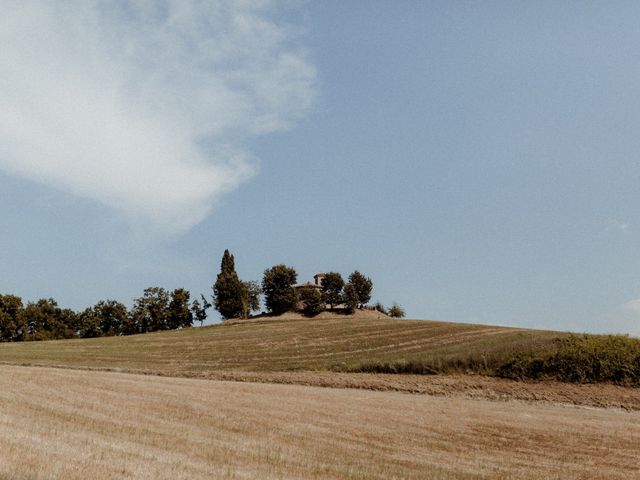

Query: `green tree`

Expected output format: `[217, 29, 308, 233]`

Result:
[262, 264, 297, 315]
[23, 299, 77, 340]
[343, 283, 359, 313]
[213, 250, 245, 320]
[131, 287, 170, 332]
[0, 294, 25, 341]
[168, 288, 193, 329]
[299, 288, 324, 316]
[191, 294, 211, 327]
[79, 300, 128, 338]
[78, 308, 102, 338]
[388, 303, 406, 318]
[321, 272, 344, 309]
[347, 271, 373, 307]
[241, 280, 262, 319]
[119, 312, 140, 336]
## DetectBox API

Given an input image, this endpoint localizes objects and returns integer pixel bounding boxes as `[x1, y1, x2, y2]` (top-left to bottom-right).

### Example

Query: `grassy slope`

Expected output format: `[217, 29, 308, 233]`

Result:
[0, 316, 561, 375]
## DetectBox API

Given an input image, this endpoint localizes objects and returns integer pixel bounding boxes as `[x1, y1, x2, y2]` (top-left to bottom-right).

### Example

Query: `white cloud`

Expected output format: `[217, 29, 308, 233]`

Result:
[0, 1, 315, 233]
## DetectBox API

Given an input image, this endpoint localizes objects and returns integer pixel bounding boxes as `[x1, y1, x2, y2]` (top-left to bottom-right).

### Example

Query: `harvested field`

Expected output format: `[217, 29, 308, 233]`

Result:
[0, 316, 560, 374]
[158, 370, 640, 411]
[0, 366, 638, 480]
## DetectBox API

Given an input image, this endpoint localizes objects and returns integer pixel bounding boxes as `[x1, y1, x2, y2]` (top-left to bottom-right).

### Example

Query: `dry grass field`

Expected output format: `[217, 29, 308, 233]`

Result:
[0, 365, 638, 480]
[1, 317, 639, 479]
[0, 316, 560, 375]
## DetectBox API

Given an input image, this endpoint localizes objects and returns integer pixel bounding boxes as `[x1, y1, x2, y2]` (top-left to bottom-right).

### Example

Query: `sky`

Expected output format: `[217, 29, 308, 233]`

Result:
[1, 1, 640, 335]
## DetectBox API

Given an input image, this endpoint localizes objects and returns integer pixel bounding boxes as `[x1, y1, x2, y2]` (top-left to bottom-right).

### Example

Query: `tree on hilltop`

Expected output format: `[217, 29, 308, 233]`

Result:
[262, 265, 297, 315]
[299, 287, 324, 316]
[343, 283, 359, 313]
[241, 280, 262, 319]
[167, 288, 193, 329]
[321, 272, 344, 309]
[191, 294, 211, 327]
[213, 250, 245, 320]
[131, 287, 170, 332]
[347, 271, 373, 308]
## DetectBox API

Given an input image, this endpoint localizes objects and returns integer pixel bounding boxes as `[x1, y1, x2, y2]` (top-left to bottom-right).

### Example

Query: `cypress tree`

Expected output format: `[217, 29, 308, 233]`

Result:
[213, 250, 244, 320]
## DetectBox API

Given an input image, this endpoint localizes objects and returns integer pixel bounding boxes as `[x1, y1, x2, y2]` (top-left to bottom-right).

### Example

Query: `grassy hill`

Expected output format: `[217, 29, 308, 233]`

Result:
[0, 316, 560, 376]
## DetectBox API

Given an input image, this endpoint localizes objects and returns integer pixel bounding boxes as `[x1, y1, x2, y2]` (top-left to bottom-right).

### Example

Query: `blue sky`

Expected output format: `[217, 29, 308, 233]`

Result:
[2, 1, 640, 335]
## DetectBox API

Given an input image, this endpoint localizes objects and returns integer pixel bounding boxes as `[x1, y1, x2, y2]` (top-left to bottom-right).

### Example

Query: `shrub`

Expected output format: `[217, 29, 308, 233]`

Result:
[388, 303, 405, 318]
[496, 334, 640, 385]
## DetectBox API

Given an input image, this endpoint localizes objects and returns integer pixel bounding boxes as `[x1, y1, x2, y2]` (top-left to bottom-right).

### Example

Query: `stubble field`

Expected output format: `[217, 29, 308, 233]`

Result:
[1, 365, 638, 480]
[1, 316, 639, 479]
[0, 316, 559, 374]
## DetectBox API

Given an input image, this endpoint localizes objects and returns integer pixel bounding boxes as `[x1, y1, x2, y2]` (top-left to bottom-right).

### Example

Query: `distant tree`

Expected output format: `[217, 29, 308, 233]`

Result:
[213, 250, 245, 320]
[167, 288, 193, 329]
[23, 298, 77, 340]
[191, 294, 211, 327]
[119, 312, 140, 336]
[388, 303, 406, 318]
[78, 308, 102, 338]
[79, 300, 128, 338]
[241, 280, 262, 319]
[347, 271, 373, 308]
[321, 272, 344, 309]
[262, 264, 297, 315]
[131, 287, 170, 332]
[0, 294, 25, 341]
[299, 288, 324, 316]
[343, 283, 359, 313]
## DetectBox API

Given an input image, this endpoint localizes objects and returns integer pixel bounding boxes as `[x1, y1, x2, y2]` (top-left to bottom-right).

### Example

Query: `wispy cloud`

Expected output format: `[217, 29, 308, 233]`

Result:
[0, 1, 315, 234]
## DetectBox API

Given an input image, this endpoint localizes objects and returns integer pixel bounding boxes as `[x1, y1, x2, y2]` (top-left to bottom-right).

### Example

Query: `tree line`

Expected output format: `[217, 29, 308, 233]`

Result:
[213, 249, 404, 320]
[0, 287, 211, 342]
